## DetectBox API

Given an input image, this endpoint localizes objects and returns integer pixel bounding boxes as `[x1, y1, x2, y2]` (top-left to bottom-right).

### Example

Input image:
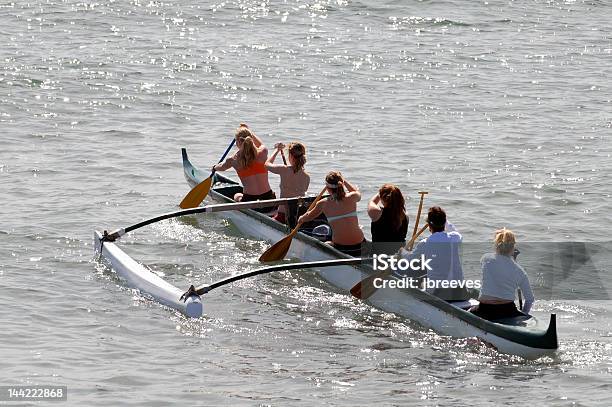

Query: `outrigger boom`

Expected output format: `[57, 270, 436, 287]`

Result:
[102, 196, 317, 242]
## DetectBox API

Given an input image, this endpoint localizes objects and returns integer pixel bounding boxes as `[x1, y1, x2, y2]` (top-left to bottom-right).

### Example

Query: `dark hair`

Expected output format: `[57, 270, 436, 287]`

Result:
[427, 206, 446, 232]
[288, 142, 306, 173]
[325, 171, 345, 201]
[379, 184, 406, 231]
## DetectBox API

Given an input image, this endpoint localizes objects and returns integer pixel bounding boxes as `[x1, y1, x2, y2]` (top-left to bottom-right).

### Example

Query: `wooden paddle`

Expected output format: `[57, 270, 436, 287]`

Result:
[181, 257, 372, 300]
[258, 187, 327, 262]
[102, 196, 313, 242]
[349, 224, 429, 299]
[410, 191, 429, 249]
[349, 190, 429, 300]
[179, 139, 236, 209]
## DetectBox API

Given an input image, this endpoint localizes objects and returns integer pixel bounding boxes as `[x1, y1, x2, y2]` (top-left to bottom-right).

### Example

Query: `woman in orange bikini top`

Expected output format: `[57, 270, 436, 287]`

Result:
[213, 124, 276, 210]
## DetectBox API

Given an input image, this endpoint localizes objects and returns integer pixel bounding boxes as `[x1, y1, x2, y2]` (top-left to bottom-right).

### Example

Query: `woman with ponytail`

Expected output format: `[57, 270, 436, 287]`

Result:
[265, 142, 310, 223]
[470, 228, 535, 321]
[213, 123, 276, 212]
[368, 184, 409, 254]
[297, 171, 365, 257]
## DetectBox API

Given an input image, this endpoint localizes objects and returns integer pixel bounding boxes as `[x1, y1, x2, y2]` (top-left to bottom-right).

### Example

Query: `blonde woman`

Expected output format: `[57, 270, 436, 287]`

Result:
[213, 124, 276, 212]
[297, 171, 365, 256]
[265, 142, 310, 223]
[471, 229, 535, 321]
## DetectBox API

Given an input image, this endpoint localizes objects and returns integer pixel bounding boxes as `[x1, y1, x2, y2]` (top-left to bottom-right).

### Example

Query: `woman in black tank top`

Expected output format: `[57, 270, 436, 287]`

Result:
[368, 184, 408, 254]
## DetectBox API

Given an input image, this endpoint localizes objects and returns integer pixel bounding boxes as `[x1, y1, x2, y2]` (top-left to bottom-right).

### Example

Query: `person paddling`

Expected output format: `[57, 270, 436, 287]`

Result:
[297, 171, 365, 257]
[213, 124, 276, 212]
[470, 228, 535, 321]
[400, 206, 468, 301]
[368, 184, 409, 254]
[265, 142, 310, 224]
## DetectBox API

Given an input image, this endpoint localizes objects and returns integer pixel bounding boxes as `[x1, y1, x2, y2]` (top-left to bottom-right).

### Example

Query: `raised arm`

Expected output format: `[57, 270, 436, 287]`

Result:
[265, 147, 280, 164]
[343, 178, 361, 202]
[265, 144, 287, 174]
[297, 200, 325, 224]
[239, 123, 258, 143]
[213, 155, 235, 172]
[367, 193, 383, 222]
[239, 123, 266, 153]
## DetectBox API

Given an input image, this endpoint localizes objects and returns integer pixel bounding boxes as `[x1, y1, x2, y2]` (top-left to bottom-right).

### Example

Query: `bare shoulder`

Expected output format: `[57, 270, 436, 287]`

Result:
[227, 154, 238, 167]
[257, 145, 268, 157]
[347, 191, 361, 202]
[316, 197, 329, 209]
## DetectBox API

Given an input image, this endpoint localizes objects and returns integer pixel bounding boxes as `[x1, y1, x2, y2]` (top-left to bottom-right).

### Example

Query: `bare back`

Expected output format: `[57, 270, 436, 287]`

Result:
[278, 167, 310, 198]
[321, 197, 364, 245]
[231, 149, 271, 195]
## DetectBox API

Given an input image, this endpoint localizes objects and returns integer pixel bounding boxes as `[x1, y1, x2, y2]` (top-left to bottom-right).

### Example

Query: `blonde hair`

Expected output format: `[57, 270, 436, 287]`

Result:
[325, 171, 345, 201]
[494, 228, 516, 256]
[288, 142, 306, 173]
[235, 127, 257, 169]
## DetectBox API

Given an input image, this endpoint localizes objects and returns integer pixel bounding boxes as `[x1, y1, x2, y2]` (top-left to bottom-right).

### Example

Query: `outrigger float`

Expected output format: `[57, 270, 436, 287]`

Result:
[93, 148, 559, 360]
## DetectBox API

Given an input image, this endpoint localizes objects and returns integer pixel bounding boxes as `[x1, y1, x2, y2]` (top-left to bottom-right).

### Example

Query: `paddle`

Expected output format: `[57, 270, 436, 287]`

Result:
[179, 139, 236, 209]
[410, 191, 429, 249]
[513, 248, 524, 310]
[258, 187, 327, 262]
[349, 224, 429, 300]
[180, 257, 372, 300]
[349, 190, 429, 300]
[101, 196, 314, 242]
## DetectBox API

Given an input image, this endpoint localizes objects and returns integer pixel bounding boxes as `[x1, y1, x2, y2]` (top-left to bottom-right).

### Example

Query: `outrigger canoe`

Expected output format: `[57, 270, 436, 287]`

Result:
[179, 148, 558, 359]
[91, 149, 558, 359]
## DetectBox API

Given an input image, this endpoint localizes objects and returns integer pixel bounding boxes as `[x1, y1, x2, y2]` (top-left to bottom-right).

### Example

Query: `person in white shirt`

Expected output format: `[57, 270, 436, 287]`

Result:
[471, 228, 535, 320]
[400, 206, 469, 301]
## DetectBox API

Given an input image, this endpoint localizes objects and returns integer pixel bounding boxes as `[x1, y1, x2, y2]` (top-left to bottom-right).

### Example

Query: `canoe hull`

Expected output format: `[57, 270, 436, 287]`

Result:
[182, 148, 558, 359]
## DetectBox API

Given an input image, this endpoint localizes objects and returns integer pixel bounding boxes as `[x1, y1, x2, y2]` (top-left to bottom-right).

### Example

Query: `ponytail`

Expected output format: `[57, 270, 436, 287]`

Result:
[236, 127, 257, 169]
[288, 142, 306, 173]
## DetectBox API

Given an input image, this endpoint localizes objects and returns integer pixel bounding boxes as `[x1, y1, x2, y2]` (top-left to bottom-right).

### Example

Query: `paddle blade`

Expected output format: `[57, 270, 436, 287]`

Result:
[349, 270, 390, 300]
[258, 232, 295, 262]
[179, 176, 213, 209]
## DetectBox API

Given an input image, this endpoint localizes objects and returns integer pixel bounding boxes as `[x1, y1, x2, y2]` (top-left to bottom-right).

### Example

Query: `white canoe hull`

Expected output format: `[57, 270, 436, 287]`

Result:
[94, 230, 202, 318]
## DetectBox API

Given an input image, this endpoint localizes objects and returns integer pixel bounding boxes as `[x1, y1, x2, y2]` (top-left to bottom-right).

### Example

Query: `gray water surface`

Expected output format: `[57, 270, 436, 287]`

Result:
[1, 0, 611, 405]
